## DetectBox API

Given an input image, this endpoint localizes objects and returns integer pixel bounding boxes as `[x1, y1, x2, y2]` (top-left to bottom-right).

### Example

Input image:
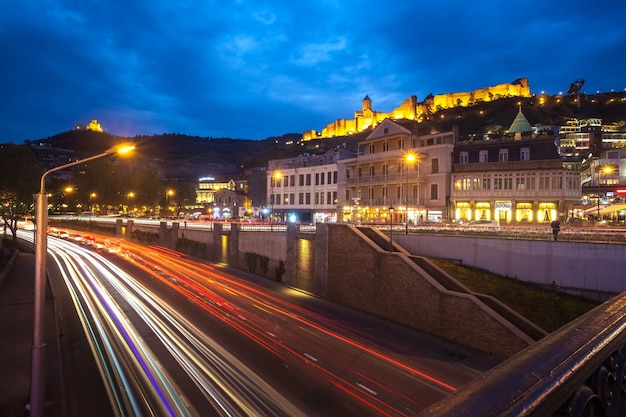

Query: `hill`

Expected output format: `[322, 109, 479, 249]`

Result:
[24, 91, 626, 179]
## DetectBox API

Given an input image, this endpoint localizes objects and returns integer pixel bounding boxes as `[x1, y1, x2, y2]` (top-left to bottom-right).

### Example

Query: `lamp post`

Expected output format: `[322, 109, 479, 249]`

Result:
[270, 171, 281, 230]
[31, 144, 134, 417]
[89, 192, 96, 216]
[165, 189, 174, 219]
[404, 152, 416, 234]
[127, 191, 135, 215]
[389, 206, 394, 251]
[597, 165, 614, 221]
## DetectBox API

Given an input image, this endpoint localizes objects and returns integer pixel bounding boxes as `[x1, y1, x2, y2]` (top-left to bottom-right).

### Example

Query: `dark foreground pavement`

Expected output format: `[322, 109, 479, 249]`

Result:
[0, 250, 64, 417]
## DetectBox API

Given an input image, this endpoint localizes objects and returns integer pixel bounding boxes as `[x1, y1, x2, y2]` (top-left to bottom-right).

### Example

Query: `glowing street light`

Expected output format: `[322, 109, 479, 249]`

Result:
[404, 152, 417, 234]
[270, 171, 281, 230]
[597, 165, 615, 220]
[31, 143, 134, 417]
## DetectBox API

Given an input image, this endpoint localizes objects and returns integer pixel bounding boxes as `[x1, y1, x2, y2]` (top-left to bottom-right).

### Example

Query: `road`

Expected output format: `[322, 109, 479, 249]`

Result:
[20, 229, 500, 416]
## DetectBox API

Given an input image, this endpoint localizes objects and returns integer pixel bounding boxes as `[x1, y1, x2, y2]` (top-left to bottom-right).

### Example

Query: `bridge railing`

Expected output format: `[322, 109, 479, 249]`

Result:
[419, 291, 626, 417]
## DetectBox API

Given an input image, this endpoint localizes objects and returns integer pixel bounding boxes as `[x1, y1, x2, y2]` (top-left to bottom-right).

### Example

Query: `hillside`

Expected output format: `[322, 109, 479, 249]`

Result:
[24, 91, 626, 179]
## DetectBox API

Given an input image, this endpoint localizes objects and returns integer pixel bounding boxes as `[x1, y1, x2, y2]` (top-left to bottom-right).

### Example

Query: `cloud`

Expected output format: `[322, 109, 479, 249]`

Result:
[0, 0, 625, 142]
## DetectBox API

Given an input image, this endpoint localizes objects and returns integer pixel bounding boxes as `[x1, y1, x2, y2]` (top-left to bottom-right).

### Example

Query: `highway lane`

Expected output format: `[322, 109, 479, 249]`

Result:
[21, 228, 500, 416]
[21, 230, 306, 417]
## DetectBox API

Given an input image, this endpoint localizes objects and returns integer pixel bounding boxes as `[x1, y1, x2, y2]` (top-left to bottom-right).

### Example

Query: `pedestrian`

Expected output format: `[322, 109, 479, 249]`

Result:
[551, 220, 560, 241]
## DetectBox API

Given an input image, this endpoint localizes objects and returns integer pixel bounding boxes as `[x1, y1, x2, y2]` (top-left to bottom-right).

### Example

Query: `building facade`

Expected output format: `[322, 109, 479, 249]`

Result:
[337, 119, 456, 224]
[451, 136, 581, 224]
[266, 149, 352, 223]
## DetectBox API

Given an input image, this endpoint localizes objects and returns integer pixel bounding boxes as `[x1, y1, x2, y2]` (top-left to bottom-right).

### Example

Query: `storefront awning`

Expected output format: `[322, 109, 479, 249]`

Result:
[600, 203, 626, 215]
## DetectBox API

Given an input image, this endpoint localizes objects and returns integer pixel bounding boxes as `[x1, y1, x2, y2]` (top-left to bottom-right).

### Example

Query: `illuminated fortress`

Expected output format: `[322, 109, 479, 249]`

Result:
[303, 78, 531, 140]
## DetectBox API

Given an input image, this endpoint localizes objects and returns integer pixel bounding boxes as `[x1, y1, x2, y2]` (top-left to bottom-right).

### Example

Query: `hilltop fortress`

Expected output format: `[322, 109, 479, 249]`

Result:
[303, 78, 531, 140]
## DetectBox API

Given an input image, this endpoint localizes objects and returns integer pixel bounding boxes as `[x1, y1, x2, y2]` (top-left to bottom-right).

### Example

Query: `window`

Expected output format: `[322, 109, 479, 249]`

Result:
[383, 142, 388, 152]
[299, 174, 305, 186]
[552, 174, 562, 189]
[369, 166, 375, 177]
[369, 144, 375, 154]
[315, 193, 319, 204]
[305, 193, 311, 204]
[333, 191, 337, 204]
[306, 174, 311, 185]
[327, 172, 332, 184]
[482, 175, 491, 190]
[284, 176, 289, 187]
[328, 191, 332, 204]
[479, 150, 488, 163]
[382, 164, 388, 175]
[315, 173, 319, 185]
[289, 193, 294, 203]
[460, 152, 469, 164]
[358, 167, 362, 178]
[503, 175, 512, 190]
[320, 173, 325, 185]
[320, 192, 325, 204]
[396, 186, 401, 199]
[333, 171, 337, 183]
[430, 184, 438, 200]
[290, 175, 295, 186]
[499, 149, 509, 162]
[298, 193, 304, 204]
[516, 176, 526, 190]
[431, 158, 439, 174]
[520, 147, 530, 161]
[494, 175, 502, 190]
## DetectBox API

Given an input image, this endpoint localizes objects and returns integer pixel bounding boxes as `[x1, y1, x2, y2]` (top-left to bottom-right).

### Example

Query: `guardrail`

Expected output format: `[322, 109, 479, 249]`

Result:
[48, 216, 626, 243]
[419, 290, 626, 417]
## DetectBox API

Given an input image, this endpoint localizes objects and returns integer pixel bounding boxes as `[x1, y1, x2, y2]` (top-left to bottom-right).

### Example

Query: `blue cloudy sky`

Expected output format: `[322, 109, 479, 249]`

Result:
[1, 0, 625, 142]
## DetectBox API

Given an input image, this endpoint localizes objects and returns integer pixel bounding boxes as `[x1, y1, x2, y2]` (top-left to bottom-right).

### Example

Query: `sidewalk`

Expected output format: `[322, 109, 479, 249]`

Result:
[0, 250, 63, 417]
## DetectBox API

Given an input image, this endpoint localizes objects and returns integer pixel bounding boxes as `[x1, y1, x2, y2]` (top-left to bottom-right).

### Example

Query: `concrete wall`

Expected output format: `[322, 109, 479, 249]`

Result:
[324, 224, 534, 358]
[396, 234, 626, 300]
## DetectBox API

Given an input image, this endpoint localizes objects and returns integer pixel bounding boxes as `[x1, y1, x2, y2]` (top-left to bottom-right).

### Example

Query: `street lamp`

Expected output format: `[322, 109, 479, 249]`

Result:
[89, 192, 96, 215]
[597, 165, 614, 220]
[270, 171, 281, 230]
[389, 206, 394, 251]
[404, 152, 417, 234]
[127, 191, 135, 214]
[31, 143, 134, 417]
[165, 189, 174, 219]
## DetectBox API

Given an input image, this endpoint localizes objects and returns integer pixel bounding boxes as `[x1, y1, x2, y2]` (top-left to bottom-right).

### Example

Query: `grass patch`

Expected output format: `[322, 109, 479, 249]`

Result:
[429, 258, 601, 332]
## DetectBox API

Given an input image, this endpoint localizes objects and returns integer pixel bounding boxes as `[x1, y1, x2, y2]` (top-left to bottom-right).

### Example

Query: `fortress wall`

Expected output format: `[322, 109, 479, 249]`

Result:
[309, 79, 531, 138]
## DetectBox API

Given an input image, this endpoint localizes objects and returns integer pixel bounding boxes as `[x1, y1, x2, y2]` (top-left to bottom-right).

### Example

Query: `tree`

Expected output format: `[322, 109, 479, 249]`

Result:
[0, 144, 41, 245]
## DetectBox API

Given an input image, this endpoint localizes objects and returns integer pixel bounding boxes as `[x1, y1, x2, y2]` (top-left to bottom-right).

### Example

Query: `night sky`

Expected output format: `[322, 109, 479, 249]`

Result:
[1, 0, 625, 143]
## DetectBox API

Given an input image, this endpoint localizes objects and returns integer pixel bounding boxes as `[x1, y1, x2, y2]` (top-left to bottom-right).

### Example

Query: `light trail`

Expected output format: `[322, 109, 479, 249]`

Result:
[19, 230, 306, 417]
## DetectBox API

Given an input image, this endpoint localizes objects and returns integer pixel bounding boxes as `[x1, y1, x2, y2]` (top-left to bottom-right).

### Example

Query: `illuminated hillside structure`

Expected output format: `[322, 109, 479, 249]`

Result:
[303, 78, 531, 140]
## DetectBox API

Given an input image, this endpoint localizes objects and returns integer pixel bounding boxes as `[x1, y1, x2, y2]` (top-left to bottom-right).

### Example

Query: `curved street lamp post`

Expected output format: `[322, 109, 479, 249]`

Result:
[31, 144, 134, 417]
[404, 152, 416, 234]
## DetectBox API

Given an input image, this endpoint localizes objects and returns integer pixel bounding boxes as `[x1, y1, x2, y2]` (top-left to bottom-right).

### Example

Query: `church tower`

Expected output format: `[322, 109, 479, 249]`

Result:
[362, 95, 372, 112]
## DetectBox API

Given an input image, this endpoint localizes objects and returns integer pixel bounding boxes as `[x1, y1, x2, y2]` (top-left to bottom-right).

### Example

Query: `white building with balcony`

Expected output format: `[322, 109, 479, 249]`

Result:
[337, 119, 456, 224]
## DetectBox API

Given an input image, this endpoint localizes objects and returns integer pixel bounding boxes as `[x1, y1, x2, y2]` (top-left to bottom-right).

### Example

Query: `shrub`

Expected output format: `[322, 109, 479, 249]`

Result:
[276, 260, 286, 281]
[245, 252, 258, 273]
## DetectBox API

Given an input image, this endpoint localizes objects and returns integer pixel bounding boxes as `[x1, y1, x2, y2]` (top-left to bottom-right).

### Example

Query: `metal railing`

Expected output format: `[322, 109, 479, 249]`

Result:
[419, 291, 626, 417]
